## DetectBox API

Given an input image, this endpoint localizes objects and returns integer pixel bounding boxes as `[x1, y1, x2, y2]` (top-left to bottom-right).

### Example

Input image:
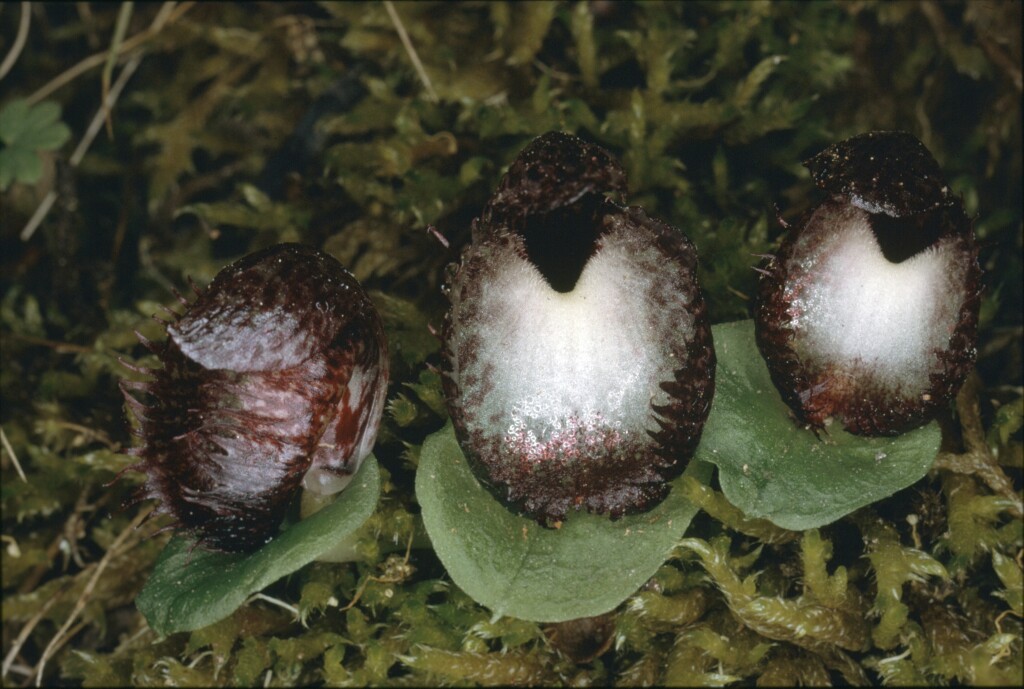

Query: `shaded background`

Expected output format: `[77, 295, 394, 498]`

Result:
[2, 2, 1021, 685]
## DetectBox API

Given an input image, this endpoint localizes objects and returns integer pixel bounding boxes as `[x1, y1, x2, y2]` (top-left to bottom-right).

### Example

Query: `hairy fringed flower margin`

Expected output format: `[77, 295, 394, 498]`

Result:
[1, 2, 1020, 686]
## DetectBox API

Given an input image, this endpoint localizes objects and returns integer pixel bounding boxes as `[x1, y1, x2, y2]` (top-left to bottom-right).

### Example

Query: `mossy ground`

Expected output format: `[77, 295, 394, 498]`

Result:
[1, 2, 1021, 685]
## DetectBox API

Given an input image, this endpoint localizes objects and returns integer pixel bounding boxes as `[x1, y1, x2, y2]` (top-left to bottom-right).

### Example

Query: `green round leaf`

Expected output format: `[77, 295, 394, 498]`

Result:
[0, 99, 71, 190]
[18, 103, 71, 151]
[417, 423, 711, 623]
[0, 146, 41, 188]
[0, 99, 32, 145]
[0, 99, 71, 150]
[136, 455, 380, 637]
[696, 320, 941, 530]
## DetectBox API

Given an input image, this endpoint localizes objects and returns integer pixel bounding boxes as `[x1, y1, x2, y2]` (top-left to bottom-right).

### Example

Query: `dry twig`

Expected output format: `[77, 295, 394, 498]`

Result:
[1, 581, 72, 680]
[25, 1, 191, 106]
[32, 507, 154, 686]
[1, 426, 27, 482]
[384, 1, 438, 103]
[0, 1, 31, 81]
[101, 2, 135, 136]
[21, 55, 141, 241]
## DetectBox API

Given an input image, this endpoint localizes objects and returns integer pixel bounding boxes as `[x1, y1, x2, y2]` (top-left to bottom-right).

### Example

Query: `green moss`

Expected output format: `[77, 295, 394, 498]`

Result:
[678, 475, 797, 545]
[855, 512, 949, 649]
[1, 1, 1019, 685]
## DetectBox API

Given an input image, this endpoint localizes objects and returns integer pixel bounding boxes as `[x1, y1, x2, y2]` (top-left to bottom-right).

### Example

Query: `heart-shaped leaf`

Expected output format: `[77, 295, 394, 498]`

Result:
[696, 320, 941, 530]
[136, 455, 380, 637]
[0, 99, 71, 190]
[418, 320, 942, 622]
[416, 423, 711, 623]
[1, 100, 70, 150]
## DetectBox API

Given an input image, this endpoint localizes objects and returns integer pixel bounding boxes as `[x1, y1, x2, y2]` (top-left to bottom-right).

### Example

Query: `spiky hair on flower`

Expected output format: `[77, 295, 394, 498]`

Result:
[755, 131, 981, 436]
[441, 132, 716, 526]
[119, 243, 388, 552]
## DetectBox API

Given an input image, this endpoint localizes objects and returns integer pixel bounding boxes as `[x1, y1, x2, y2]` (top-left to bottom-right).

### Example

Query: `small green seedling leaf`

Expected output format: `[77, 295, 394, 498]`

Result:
[0, 99, 72, 190]
[136, 455, 380, 637]
[696, 320, 941, 530]
[417, 423, 710, 622]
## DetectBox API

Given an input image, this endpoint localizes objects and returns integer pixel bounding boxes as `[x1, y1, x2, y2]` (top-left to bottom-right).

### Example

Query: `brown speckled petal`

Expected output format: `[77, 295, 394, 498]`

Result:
[756, 132, 981, 436]
[477, 131, 628, 238]
[805, 130, 952, 218]
[168, 244, 373, 372]
[442, 132, 714, 525]
[121, 244, 388, 552]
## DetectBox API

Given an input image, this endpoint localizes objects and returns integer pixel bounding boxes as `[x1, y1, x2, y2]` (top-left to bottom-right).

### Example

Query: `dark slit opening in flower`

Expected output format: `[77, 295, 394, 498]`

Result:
[755, 131, 981, 436]
[441, 132, 716, 526]
[120, 243, 388, 552]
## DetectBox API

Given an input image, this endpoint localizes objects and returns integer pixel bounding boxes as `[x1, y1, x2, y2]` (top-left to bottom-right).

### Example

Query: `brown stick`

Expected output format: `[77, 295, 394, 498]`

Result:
[32, 507, 154, 686]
